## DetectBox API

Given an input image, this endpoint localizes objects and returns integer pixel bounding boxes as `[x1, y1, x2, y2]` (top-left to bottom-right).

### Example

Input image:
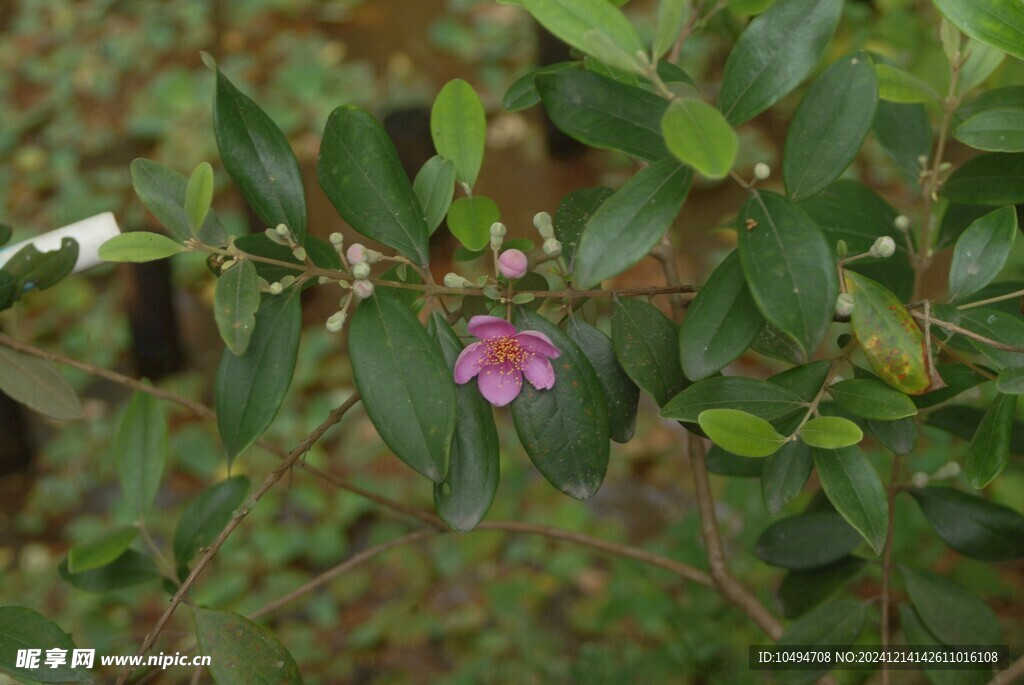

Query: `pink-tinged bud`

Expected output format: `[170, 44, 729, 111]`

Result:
[498, 249, 528, 279]
[346, 243, 367, 265]
[352, 279, 375, 300]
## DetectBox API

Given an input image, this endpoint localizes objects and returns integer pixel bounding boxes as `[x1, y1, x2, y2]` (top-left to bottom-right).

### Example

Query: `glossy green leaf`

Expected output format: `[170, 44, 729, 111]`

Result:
[413, 155, 457, 234]
[954, 107, 1024, 152]
[910, 486, 1024, 560]
[770, 360, 832, 401]
[933, 0, 1024, 61]
[997, 366, 1024, 394]
[431, 79, 487, 188]
[966, 392, 1016, 488]
[214, 259, 261, 356]
[535, 70, 670, 161]
[173, 476, 251, 565]
[784, 52, 878, 201]
[447, 196, 500, 252]
[130, 158, 227, 245]
[0, 346, 83, 420]
[898, 605, 992, 685]
[698, 409, 787, 457]
[779, 557, 866, 619]
[900, 566, 1002, 646]
[0, 607, 92, 683]
[739, 190, 837, 361]
[828, 379, 918, 421]
[232, 233, 339, 288]
[662, 98, 738, 179]
[799, 416, 863, 449]
[875, 63, 939, 103]
[943, 152, 1024, 205]
[679, 251, 764, 380]
[98, 232, 184, 262]
[428, 315, 499, 532]
[213, 67, 306, 243]
[3, 238, 79, 293]
[755, 510, 863, 569]
[567, 316, 639, 443]
[662, 376, 804, 423]
[750, 323, 809, 365]
[511, 309, 610, 500]
[68, 526, 138, 574]
[656, 60, 696, 87]
[955, 85, 1024, 126]
[914, 363, 989, 409]
[960, 39, 1006, 93]
[582, 28, 647, 75]
[959, 308, 1024, 369]
[872, 101, 933, 181]
[948, 206, 1018, 302]
[867, 416, 918, 455]
[58, 549, 160, 593]
[926, 404, 1024, 454]
[717, 0, 841, 125]
[762, 440, 814, 515]
[518, 0, 646, 68]
[115, 392, 168, 515]
[554, 186, 613, 271]
[318, 106, 430, 266]
[654, 0, 690, 59]
[706, 446, 765, 476]
[350, 291, 456, 482]
[193, 607, 303, 685]
[813, 446, 888, 554]
[215, 290, 301, 463]
[184, 161, 214, 235]
[777, 599, 866, 684]
[503, 61, 580, 112]
[612, 298, 687, 407]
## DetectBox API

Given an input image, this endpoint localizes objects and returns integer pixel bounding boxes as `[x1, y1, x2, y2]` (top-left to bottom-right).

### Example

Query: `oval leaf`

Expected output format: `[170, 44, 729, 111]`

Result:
[567, 316, 640, 443]
[59, 549, 160, 593]
[762, 440, 814, 515]
[115, 391, 168, 515]
[413, 155, 457, 234]
[214, 259, 261, 356]
[813, 446, 888, 554]
[68, 525, 139, 574]
[875, 63, 940, 103]
[431, 79, 487, 188]
[997, 366, 1024, 394]
[661, 376, 805, 423]
[779, 557, 866, 619]
[520, 0, 646, 67]
[799, 416, 863, 449]
[943, 152, 1024, 205]
[867, 416, 918, 455]
[193, 607, 303, 685]
[555, 186, 613, 271]
[447, 196, 500, 252]
[0, 607, 92, 683]
[697, 409, 787, 458]
[0, 346, 83, 420]
[612, 298, 688, 407]
[933, 0, 1024, 62]
[910, 486, 1024, 560]
[958, 308, 1024, 370]
[755, 510, 863, 569]
[662, 98, 738, 179]
[948, 205, 1018, 302]
[954, 106, 1024, 152]
[185, 161, 214, 235]
[899, 566, 1002, 646]
[965, 392, 1016, 488]
[872, 100, 933, 182]
[174, 476, 251, 565]
[828, 379, 918, 421]
[98, 232, 183, 263]
[502, 61, 581, 112]
[130, 158, 227, 245]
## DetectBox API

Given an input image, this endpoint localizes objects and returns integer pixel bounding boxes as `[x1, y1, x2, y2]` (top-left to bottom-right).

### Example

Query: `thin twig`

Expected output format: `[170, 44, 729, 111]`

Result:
[651, 235, 687, 320]
[957, 287, 1024, 311]
[989, 653, 1024, 685]
[908, 311, 1024, 353]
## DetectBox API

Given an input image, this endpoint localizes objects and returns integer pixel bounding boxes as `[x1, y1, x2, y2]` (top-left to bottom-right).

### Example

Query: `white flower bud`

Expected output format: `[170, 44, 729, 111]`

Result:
[325, 311, 347, 333]
[274, 223, 289, 237]
[269, 281, 284, 295]
[264, 228, 289, 245]
[318, 276, 331, 285]
[533, 212, 555, 240]
[444, 272, 472, 288]
[365, 249, 383, 264]
[489, 222, 506, 250]
[329, 232, 344, 245]
[542, 238, 562, 257]
[753, 162, 771, 180]
[870, 235, 896, 259]
[352, 262, 371, 279]
[292, 247, 307, 262]
[910, 471, 930, 489]
[835, 293, 855, 317]
[894, 215, 910, 233]
[352, 279, 375, 300]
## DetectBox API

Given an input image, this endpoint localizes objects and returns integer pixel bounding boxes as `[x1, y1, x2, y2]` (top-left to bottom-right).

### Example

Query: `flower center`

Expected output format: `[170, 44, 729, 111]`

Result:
[483, 336, 532, 371]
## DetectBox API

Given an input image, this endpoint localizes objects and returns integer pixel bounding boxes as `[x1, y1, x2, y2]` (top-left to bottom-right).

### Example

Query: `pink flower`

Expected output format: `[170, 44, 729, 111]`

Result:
[454, 316, 561, 406]
[498, 249, 528, 279]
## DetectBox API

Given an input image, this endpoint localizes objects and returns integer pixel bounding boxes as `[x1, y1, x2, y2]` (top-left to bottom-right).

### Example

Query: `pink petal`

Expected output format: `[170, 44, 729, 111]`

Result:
[477, 365, 524, 406]
[454, 342, 487, 384]
[467, 315, 516, 340]
[521, 355, 556, 390]
[515, 330, 561, 358]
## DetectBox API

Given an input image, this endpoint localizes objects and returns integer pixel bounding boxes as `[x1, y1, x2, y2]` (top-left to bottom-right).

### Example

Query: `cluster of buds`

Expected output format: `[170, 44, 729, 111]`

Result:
[265, 223, 306, 262]
[533, 212, 562, 257]
[344, 241, 379, 300]
[910, 461, 961, 489]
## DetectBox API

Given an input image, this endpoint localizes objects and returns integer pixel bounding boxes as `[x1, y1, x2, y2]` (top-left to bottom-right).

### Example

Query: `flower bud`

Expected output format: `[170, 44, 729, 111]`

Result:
[274, 223, 289, 237]
[325, 311, 347, 333]
[292, 247, 307, 262]
[498, 249, 529, 279]
[836, 239, 848, 259]
[753, 162, 771, 180]
[870, 235, 896, 259]
[533, 212, 555, 240]
[269, 281, 284, 295]
[318, 276, 331, 285]
[352, 262, 371, 280]
[542, 238, 562, 257]
[352, 279, 374, 300]
[329, 232, 344, 246]
[265, 228, 289, 245]
[910, 471, 929, 489]
[365, 249, 383, 264]
[893, 215, 910, 233]
[444, 272, 472, 288]
[835, 293, 854, 318]
[346, 243, 367, 265]
[489, 222, 506, 250]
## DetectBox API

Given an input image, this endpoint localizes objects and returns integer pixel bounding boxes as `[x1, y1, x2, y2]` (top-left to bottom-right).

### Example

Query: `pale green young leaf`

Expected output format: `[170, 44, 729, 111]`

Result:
[68, 526, 139, 574]
[875, 64, 940, 103]
[184, 162, 214, 235]
[214, 259, 261, 356]
[431, 79, 487, 188]
[517, 0, 646, 68]
[661, 98, 738, 179]
[697, 408, 788, 458]
[799, 416, 863, 449]
[115, 391, 168, 515]
[654, 0, 690, 60]
[933, 0, 1024, 62]
[99, 232, 184, 262]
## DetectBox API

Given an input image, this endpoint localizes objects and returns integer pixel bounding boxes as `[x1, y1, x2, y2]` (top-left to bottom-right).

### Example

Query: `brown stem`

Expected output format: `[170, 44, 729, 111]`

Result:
[651, 235, 686, 320]
[909, 311, 1024, 353]
[989, 654, 1024, 685]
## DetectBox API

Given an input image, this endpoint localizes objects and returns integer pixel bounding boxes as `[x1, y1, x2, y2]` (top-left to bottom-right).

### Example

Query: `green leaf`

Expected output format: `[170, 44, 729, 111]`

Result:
[872, 101, 933, 181]
[739, 190, 837, 361]
[173, 476, 250, 565]
[535, 70, 670, 161]
[612, 298, 687, 407]
[0, 607, 92, 683]
[184, 161, 214, 235]
[755, 510, 863, 569]
[799, 416, 863, 449]
[431, 79, 487, 188]
[954, 106, 1024, 152]
[926, 404, 1024, 454]
[0, 223, 11, 247]
[567, 316, 640, 443]
[777, 599, 866, 684]
[997, 366, 1024, 394]
[130, 158, 228, 245]
[115, 392, 168, 515]
[574, 160, 692, 288]
[0, 271, 14, 312]
[943, 152, 1024, 205]
[779, 557, 866, 619]
[828, 379, 918, 421]
[661, 98, 738, 179]
[582, 28, 646, 75]
[214, 259, 261, 356]
[762, 440, 814, 515]
[518, 0, 646, 68]
[213, 67, 307, 243]
[899, 566, 1002, 646]
[914, 363, 990, 408]
[447, 196, 501, 252]
[813, 446, 888, 554]
[933, 0, 1024, 62]
[58, 549, 160, 593]
[965, 392, 1016, 488]
[959, 308, 1024, 369]
[783, 52, 878, 202]
[555, 186, 613, 271]
[960, 38, 1007, 92]
[662, 376, 804, 423]
[193, 607, 303, 685]
[875, 63, 940, 103]
[948, 206, 1018, 301]
[866, 416, 918, 455]
[679, 251, 763, 381]
[3, 238, 79, 294]
[955, 85, 1024, 126]
[98, 232, 184, 262]
[898, 605, 992, 685]
[728, 0, 777, 14]
[215, 290, 301, 464]
[910, 486, 1024, 560]
[350, 291, 456, 482]
[68, 525, 139, 574]
[0, 346, 83, 420]
[698, 409, 787, 457]
[502, 61, 581, 112]
[511, 309, 610, 500]
[654, 0, 690, 59]
[428, 315, 500, 532]
[318, 106, 431, 266]
[413, 155, 457, 234]
[717, 0, 842, 125]
[770, 360, 832, 401]
[707, 446, 765, 476]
